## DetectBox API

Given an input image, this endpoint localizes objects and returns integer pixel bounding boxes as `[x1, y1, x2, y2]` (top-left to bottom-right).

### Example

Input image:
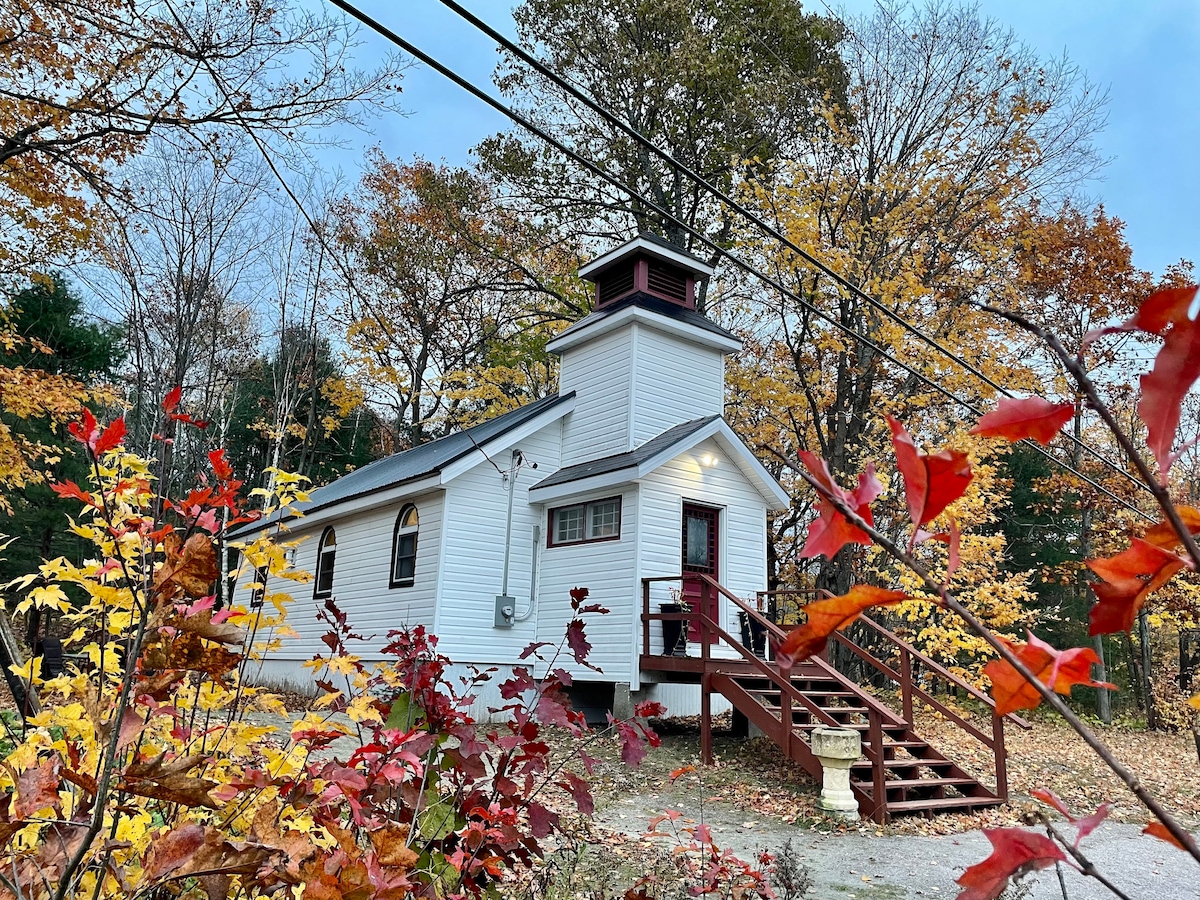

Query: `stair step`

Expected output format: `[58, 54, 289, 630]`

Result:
[884, 796, 1005, 814]
[861, 740, 927, 750]
[878, 777, 978, 790]
[852, 758, 952, 770]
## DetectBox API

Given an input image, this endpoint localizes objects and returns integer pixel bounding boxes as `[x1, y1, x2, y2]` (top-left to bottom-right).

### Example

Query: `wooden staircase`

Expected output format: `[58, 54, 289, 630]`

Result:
[641, 576, 1029, 823]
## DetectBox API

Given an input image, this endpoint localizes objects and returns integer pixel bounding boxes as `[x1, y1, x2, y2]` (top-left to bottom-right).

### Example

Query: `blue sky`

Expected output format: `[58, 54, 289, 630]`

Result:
[329, 0, 1198, 278]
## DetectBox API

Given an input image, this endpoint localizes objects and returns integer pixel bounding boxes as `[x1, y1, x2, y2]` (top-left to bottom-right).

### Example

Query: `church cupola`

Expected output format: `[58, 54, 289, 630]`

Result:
[577, 232, 715, 311]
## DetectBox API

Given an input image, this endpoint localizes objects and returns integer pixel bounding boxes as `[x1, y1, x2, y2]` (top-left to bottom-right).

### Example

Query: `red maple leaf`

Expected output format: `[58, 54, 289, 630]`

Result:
[916, 518, 961, 581]
[984, 632, 1116, 717]
[775, 586, 907, 669]
[93, 417, 126, 455]
[798, 452, 882, 559]
[956, 828, 1066, 900]
[162, 385, 183, 414]
[208, 448, 234, 481]
[970, 397, 1075, 446]
[50, 480, 96, 507]
[888, 417, 972, 532]
[1086, 538, 1188, 635]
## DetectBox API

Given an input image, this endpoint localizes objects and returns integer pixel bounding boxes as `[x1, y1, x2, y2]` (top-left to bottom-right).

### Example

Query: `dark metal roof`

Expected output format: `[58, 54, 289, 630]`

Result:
[550, 292, 741, 347]
[231, 392, 574, 535]
[532, 415, 720, 490]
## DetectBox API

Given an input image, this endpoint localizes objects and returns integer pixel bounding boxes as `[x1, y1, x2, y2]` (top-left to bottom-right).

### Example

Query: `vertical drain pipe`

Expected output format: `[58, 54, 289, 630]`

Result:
[495, 450, 521, 627]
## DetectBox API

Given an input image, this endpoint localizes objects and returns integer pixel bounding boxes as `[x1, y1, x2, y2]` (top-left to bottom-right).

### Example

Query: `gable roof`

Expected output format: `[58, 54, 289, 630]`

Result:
[529, 415, 790, 510]
[230, 392, 574, 535]
[532, 416, 719, 490]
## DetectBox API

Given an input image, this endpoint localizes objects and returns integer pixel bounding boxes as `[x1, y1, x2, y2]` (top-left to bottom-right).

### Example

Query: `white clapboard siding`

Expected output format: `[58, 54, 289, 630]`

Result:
[635, 437, 769, 687]
[629, 324, 725, 446]
[238, 490, 445, 687]
[535, 487, 639, 683]
[434, 424, 563, 665]
[557, 326, 633, 465]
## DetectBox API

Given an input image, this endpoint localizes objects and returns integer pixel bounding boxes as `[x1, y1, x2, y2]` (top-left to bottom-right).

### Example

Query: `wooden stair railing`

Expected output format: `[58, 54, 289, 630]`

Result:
[758, 590, 1031, 802]
[641, 576, 1013, 822]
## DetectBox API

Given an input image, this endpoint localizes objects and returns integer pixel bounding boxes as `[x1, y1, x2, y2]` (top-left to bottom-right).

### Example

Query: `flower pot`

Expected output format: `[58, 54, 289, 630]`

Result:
[738, 610, 770, 659]
[659, 603, 689, 656]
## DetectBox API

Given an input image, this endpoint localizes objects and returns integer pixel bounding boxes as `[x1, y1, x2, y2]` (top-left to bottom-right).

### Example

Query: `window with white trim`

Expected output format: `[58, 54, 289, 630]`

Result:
[549, 497, 622, 547]
[391, 504, 419, 588]
[314, 527, 336, 599]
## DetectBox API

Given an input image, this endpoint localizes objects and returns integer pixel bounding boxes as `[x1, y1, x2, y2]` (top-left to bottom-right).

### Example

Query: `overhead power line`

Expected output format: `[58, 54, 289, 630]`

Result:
[324, 0, 1153, 523]
[427, 0, 1146, 498]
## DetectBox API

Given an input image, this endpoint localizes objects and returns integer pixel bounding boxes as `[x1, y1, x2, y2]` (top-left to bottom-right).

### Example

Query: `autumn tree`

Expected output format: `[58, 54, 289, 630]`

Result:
[0, 276, 122, 586]
[730, 2, 1107, 612]
[480, 0, 847, 299]
[0, 0, 405, 280]
[328, 153, 584, 450]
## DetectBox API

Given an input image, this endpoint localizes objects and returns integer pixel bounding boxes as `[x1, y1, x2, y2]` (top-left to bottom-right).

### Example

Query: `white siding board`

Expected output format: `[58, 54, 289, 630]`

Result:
[535, 487, 638, 684]
[237, 490, 446, 685]
[629, 326, 725, 446]
[558, 327, 633, 465]
[435, 424, 563, 665]
[637, 438, 769, 657]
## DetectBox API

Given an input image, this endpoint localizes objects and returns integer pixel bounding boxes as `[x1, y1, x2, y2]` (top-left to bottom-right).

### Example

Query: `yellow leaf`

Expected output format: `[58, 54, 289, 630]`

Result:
[1189, 693, 1200, 710]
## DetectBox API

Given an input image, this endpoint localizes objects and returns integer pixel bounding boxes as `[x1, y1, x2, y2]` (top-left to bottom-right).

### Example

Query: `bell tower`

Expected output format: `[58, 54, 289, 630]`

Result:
[548, 235, 741, 467]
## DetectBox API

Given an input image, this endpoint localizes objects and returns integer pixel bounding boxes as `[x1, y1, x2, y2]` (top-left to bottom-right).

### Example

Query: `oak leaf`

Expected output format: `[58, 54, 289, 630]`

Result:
[956, 828, 1066, 900]
[985, 633, 1116, 716]
[369, 822, 419, 869]
[888, 417, 972, 532]
[798, 452, 882, 559]
[970, 397, 1075, 446]
[1086, 539, 1187, 635]
[142, 631, 241, 683]
[15, 759, 60, 818]
[775, 586, 907, 669]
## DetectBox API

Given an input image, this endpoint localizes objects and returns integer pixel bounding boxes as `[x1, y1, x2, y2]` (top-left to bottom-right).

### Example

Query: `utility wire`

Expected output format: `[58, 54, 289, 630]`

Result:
[324, 0, 1152, 522]
[427, 0, 1146, 497]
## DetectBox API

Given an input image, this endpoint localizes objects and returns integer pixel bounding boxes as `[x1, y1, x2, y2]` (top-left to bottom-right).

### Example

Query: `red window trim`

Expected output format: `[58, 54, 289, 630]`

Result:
[547, 496, 623, 548]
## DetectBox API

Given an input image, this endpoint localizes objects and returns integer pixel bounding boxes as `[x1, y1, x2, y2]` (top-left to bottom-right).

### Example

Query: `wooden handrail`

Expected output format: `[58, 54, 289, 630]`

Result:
[852, 615, 1031, 730]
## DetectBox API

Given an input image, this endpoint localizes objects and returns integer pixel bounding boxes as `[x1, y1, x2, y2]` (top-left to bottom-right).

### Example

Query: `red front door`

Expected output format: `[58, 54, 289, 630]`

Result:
[681, 503, 719, 643]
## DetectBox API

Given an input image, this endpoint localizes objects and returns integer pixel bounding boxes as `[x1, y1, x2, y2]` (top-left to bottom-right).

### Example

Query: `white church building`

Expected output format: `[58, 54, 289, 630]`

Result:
[237, 235, 790, 715]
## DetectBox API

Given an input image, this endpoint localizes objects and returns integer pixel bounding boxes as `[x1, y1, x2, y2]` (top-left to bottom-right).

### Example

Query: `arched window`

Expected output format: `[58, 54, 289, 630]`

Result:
[391, 504, 419, 588]
[314, 527, 337, 599]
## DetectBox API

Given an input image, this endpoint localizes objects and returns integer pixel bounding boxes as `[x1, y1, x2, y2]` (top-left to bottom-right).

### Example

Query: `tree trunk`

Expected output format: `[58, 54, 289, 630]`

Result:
[1138, 609, 1157, 729]
[1124, 630, 1145, 712]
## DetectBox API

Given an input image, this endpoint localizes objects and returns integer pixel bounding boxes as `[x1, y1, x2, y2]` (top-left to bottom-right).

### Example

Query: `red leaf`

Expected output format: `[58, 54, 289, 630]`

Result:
[1086, 538, 1187, 635]
[565, 620, 593, 667]
[888, 417, 972, 531]
[162, 385, 183, 414]
[561, 772, 594, 815]
[93, 417, 127, 455]
[775, 586, 907, 669]
[970, 397, 1075, 446]
[50, 480, 96, 507]
[1143, 821, 1189, 850]
[1030, 790, 1111, 846]
[918, 519, 961, 581]
[143, 823, 205, 881]
[68, 407, 98, 447]
[633, 700, 666, 718]
[798, 453, 882, 559]
[1029, 788, 1071, 818]
[956, 828, 1065, 900]
[984, 632, 1116, 717]
[1083, 286, 1200, 475]
[208, 449, 233, 481]
[1142, 507, 1200, 550]
[526, 801, 559, 839]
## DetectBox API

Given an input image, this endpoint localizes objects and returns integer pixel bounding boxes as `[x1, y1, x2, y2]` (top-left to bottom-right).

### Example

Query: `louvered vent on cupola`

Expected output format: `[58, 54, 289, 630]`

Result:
[580, 235, 709, 312]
